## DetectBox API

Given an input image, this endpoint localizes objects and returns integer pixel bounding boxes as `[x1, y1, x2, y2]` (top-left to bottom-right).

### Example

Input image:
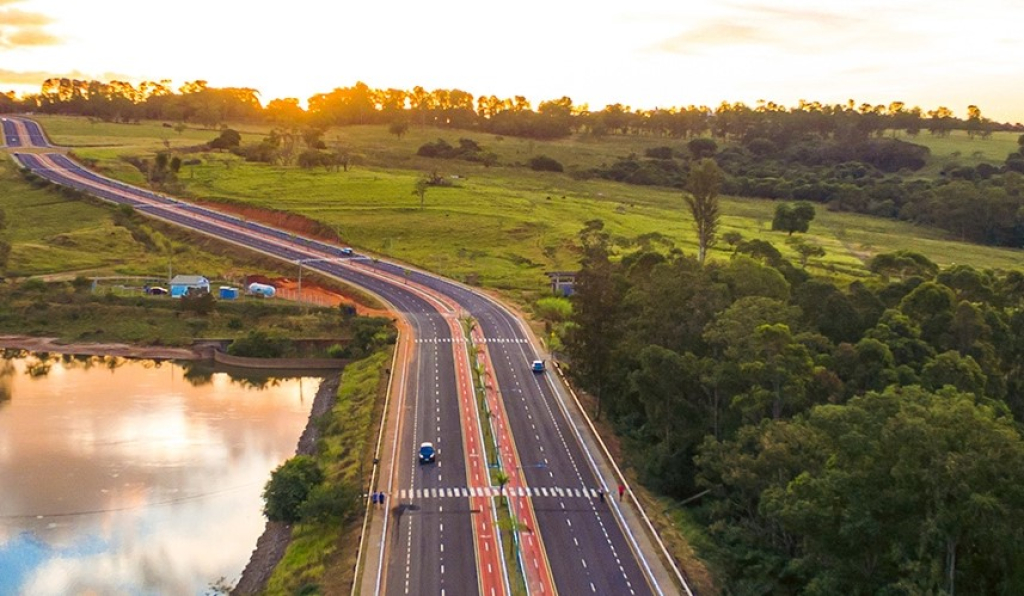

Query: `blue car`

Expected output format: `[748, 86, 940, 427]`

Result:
[418, 442, 436, 464]
[531, 360, 546, 373]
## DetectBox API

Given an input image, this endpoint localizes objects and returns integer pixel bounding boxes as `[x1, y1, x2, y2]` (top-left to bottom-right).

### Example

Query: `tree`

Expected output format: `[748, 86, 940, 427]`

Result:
[868, 250, 938, 282]
[527, 155, 563, 172]
[722, 231, 743, 246]
[494, 470, 509, 495]
[565, 220, 627, 419]
[413, 177, 429, 209]
[684, 158, 723, 265]
[262, 455, 323, 523]
[209, 128, 241, 150]
[921, 350, 987, 395]
[736, 323, 815, 420]
[388, 119, 410, 139]
[787, 236, 826, 267]
[178, 287, 216, 315]
[687, 137, 718, 159]
[772, 201, 816, 235]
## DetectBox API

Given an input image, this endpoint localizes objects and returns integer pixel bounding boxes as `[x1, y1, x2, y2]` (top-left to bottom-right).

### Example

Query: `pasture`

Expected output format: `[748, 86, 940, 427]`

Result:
[16, 115, 1024, 305]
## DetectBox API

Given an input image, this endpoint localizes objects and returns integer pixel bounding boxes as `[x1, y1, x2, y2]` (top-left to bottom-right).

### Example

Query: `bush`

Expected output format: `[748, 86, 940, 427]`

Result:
[644, 146, 674, 160]
[262, 455, 323, 523]
[178, 289, 216, 315]
[527, 155, 564, 172]
[298, 481, 361, 522]
[228, 329, 288, 358]
[209, 129, 241, 150]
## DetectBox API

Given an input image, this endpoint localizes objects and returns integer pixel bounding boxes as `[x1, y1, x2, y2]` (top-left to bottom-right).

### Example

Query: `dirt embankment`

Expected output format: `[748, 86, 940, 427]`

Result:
[0, 336, 203, 360]
[231, 374, 341, 595]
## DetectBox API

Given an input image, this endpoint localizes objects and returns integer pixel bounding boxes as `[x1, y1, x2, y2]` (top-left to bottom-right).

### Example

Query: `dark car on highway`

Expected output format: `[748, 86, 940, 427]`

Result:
[419, 442, 436, 464]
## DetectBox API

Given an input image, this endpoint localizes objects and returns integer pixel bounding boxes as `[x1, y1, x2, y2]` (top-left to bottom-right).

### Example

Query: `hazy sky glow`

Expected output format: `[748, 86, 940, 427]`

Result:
[1, 0, 1022, 122]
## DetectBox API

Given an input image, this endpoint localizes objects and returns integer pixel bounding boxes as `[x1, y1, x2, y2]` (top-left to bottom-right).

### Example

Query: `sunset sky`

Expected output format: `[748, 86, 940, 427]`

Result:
[1, 0, 1022, 122]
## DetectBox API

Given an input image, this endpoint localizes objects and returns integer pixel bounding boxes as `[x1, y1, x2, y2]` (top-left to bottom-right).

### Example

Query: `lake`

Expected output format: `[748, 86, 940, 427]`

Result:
[0, 353, 319, 595]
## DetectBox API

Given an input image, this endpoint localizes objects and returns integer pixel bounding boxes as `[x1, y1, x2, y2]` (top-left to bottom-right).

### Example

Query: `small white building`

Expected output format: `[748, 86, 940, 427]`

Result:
[170, 275, 211, 298]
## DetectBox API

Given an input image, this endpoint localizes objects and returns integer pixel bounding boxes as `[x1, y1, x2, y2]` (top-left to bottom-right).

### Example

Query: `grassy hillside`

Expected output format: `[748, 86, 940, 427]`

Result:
[0, 156, 242, 279]
[16, 116, 1024, 306]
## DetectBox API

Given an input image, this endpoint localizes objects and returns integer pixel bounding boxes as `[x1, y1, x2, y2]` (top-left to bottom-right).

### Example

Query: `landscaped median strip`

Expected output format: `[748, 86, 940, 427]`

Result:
[467, 319, 558, 596]
[463, 317, 528, 596]
[444, 310, 508, 596]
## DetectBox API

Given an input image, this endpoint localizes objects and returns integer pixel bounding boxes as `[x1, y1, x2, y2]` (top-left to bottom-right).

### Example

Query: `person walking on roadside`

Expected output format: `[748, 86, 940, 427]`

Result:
[598, 488, 605, 504]
[617, 484, 625, 501]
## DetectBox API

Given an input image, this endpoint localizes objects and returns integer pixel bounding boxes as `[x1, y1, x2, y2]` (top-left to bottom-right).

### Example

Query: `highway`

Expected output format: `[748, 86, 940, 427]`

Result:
[3, 116, 680, 596]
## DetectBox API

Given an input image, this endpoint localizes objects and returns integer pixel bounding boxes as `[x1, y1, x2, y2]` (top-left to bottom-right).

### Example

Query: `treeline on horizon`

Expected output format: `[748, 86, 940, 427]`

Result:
[561, 222, 1024, 593]
[1, 77, 1020, 136]
[5, 78, 1024, 250]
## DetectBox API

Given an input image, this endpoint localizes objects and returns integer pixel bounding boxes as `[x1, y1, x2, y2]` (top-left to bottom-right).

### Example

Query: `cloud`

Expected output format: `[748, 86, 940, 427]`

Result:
[5, 27, 59, 46]
[0, 6, 60, 49]
[1, 7, 50, 25]
[648, 3, 902, 56]
[653, 22, 773, 54]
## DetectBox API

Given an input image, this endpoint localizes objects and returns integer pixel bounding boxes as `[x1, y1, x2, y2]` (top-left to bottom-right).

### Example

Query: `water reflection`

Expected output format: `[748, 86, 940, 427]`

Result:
[0, 355, 319, 595]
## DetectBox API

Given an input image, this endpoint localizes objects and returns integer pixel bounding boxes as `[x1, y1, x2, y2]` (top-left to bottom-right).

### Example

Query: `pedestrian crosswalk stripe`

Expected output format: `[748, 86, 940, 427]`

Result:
[394, 486, 604, 501]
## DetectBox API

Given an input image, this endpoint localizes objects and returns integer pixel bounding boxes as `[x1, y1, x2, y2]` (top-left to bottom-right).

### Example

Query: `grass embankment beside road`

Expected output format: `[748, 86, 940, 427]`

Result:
[264, 348, 391, 594]
[30, 115, 1024, 310]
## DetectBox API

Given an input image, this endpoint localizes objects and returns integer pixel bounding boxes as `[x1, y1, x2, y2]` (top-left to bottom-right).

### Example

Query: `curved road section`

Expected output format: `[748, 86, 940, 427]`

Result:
[4, 116, 688, 596]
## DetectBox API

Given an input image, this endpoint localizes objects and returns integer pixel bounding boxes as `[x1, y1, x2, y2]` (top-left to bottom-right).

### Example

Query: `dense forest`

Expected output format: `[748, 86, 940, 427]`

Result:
[4, 78, 1024, 249]
[560, 220, 1024, 594]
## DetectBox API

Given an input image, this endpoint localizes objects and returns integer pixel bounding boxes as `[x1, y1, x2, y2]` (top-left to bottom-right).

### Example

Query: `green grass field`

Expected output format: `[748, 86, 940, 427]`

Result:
[11, 116, 1024, 307]
[891, 129, 1021, 177]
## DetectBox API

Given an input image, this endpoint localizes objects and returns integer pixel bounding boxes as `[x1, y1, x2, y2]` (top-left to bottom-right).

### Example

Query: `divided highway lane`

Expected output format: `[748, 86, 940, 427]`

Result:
[2, 116, 49, 147]
[371, 266, 662, 596]
[11, 149, 496, 595]
[384, 298, 480, 596]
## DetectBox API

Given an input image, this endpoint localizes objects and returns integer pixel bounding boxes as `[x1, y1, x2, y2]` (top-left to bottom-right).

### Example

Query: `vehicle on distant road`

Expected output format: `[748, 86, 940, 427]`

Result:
[418, 442, 436, 464]
[146, 286, 168, 295]
[531, 360, 546, 373]
[341, 247, 354, 256]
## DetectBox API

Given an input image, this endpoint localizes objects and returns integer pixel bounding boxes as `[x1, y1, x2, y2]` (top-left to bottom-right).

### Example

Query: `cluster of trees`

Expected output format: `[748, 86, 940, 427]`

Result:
[580, 133, 1024, 248]
[3, 78, 1019, 140]
[560, 221, 1024, 592]
[417, 137, 496, 166]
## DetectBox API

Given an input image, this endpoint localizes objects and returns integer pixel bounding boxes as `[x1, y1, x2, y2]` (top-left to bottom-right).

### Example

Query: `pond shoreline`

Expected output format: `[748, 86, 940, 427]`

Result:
[0, 335, 342, 594]
[232, 373, 341, 595]
[0, 335, 203, 360]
